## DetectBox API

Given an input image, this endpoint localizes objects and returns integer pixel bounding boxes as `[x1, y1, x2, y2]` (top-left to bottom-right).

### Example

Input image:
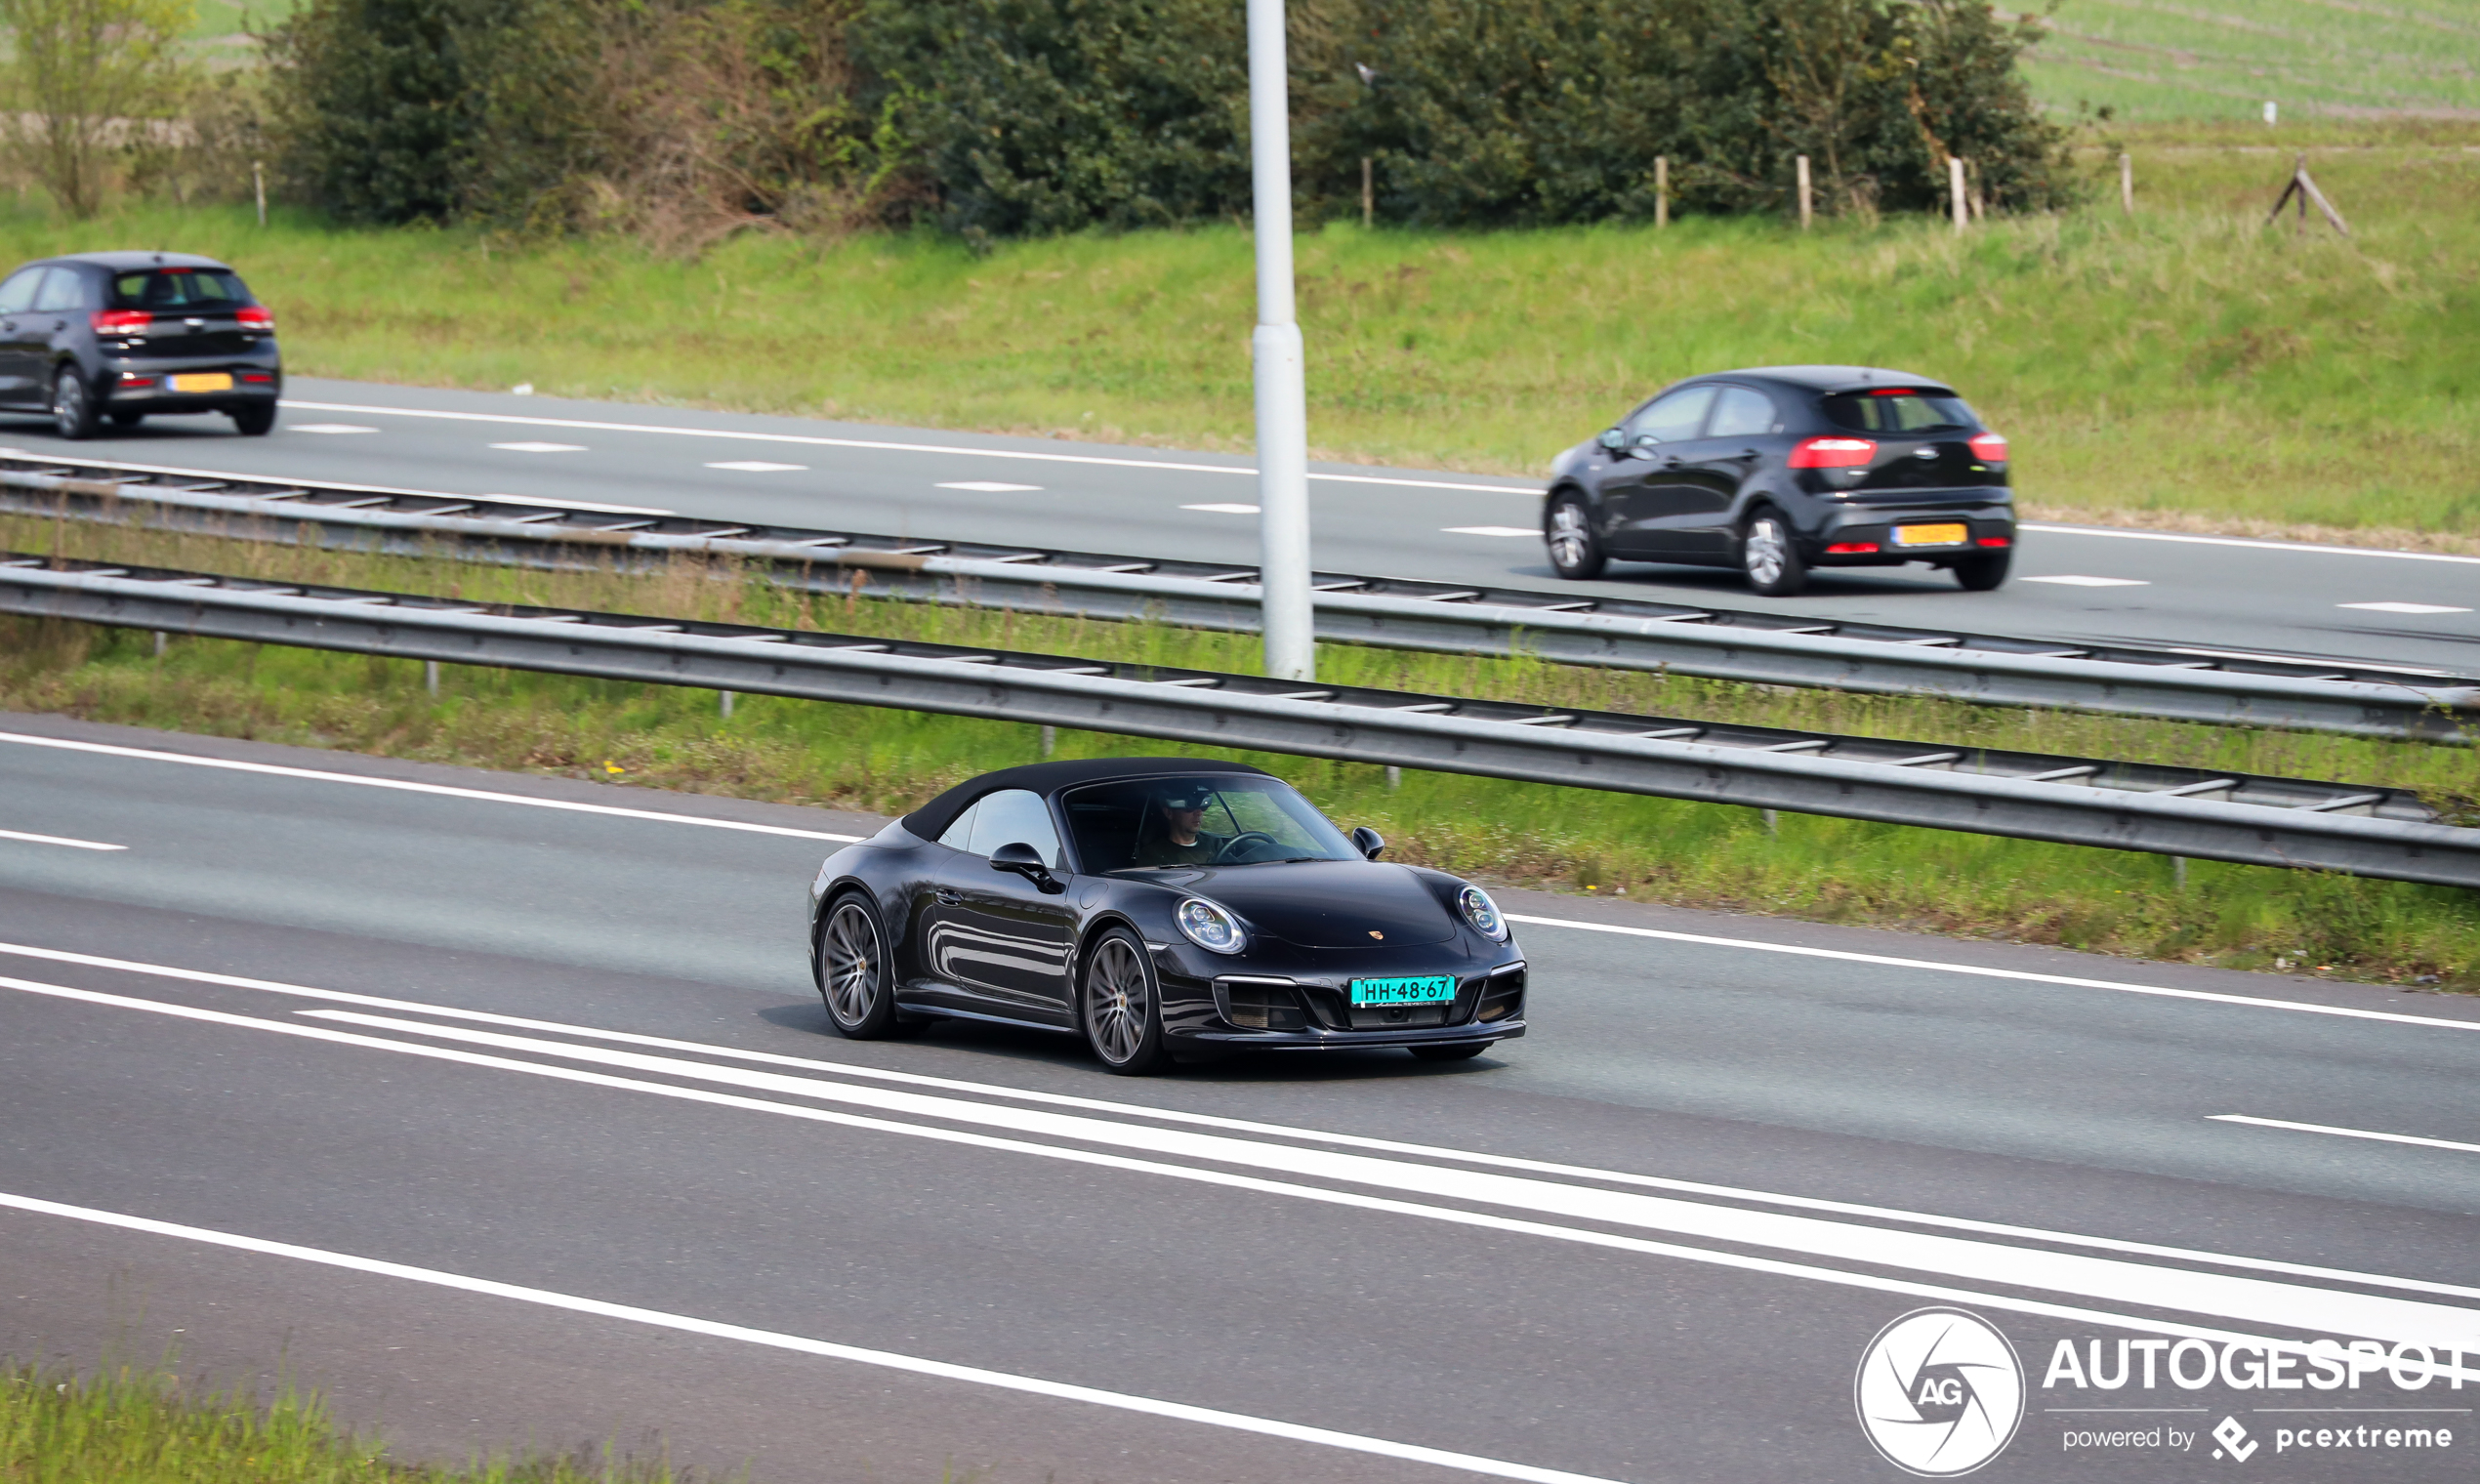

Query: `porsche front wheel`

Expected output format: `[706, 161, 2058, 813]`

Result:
[1082, 928, 1171, 1075]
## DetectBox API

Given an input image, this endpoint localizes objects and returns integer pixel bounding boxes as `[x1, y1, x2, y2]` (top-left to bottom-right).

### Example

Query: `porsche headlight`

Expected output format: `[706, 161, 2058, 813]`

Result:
[1176, 897, 1246, 954]
[1458, 886, 1509, 942]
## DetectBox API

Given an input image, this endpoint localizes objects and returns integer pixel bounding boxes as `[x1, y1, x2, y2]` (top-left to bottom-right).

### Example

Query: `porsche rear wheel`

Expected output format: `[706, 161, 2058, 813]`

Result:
[1082, 928, 1171, 1075]
[817, 893, 905, 1039]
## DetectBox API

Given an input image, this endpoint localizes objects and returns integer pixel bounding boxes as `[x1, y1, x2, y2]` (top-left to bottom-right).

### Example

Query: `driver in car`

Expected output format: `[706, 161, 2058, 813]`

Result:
[1135, 787, 1229, 866]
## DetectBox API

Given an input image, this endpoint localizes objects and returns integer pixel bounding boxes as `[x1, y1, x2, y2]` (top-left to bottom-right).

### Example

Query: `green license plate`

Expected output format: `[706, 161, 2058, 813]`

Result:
[1349, 974, 1458, 1007]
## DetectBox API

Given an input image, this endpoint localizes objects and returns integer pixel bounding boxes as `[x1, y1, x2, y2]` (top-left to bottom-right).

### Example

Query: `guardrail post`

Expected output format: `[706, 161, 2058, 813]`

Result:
[424, 659, 439, 696]
[151, 631, 166, 658]
[1042, 724, 1057, 758]
[719, 689, 734, 720]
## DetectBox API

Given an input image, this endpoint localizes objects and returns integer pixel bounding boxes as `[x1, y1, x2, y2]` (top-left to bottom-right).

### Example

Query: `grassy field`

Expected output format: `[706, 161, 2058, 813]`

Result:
[10, 515, 2477, 987]
[2025, 0, 2480, 124]
[7, 132, 2475, 544]
[0, 1362, 683, 1484]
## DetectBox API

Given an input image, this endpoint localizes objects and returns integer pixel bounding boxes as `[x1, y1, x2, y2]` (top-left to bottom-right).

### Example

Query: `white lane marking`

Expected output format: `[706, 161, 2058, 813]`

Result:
[16, 976, 2476, 1376]
[1183, 503, 1261, 515]
[0, 1190, 1619, 1484]
[705, 461, 806, 474]
[286, 424, 377, 434]
[489, 441, 587, 454]
[2019, 575, 2150, 588]
[9, 934, 2477, 1305]
[2339, 601, 2472, 616]
[1443, 526, 1539, 538]
[1503, 913, 2480, 1035]
[0, 828, 125, 851]
[0, 732, 860, 843]
[2165, 646, 2456, 679]
[2021, 523, 2480, 568]
[2211, 1115, 2480, 1157]
[937, 480, 1043, 493]
[0, 448, 673, 517]
[277, 400, 1538, 495]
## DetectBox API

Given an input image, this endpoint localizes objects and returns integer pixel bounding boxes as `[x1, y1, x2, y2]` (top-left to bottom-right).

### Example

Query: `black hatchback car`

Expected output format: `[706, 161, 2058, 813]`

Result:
[0, 251, 280, 440]
[807, 757, 1527, 1075]
[1542, 365, 2014, 596]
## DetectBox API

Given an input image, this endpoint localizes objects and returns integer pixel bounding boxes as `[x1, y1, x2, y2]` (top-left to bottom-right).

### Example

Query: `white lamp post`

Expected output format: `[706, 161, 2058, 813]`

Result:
[1247, 0, 1314, 681]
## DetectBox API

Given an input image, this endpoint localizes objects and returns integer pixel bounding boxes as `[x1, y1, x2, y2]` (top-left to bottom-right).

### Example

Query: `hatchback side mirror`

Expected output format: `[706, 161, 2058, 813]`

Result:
[1351, 826, 1385, 860]
[988, 841, 1063, 891]
[1595, 428, 1626, 453]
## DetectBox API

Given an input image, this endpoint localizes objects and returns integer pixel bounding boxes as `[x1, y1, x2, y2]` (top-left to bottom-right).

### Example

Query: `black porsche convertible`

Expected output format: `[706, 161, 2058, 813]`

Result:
[805, 758, 1527, 1074]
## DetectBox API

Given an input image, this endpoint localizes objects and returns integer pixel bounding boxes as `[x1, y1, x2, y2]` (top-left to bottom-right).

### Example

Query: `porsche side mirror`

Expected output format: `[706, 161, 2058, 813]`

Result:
[988, 841, 1062, 891]
[1595, 428, 1626, 453]
[1351, 826, 1385, 860]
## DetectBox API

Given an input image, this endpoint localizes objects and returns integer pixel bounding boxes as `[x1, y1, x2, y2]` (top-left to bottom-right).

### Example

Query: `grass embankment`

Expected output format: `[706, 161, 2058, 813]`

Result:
[0, 1363, 681, 1484]
[5, 131, 2478, 545]
[9, 515, 2477, 988]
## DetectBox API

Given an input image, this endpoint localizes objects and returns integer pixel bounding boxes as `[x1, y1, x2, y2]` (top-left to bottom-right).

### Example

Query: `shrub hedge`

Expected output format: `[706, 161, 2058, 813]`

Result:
[267, 0, 2074, 237]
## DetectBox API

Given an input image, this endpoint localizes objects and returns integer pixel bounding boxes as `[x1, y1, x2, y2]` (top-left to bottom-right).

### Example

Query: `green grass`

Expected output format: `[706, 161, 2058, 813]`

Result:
[9, 135, 2478, 544]
[2025, 0, 2480, 124]
[9, 515, 2477, 988]
[0, 1362, 688, 1484]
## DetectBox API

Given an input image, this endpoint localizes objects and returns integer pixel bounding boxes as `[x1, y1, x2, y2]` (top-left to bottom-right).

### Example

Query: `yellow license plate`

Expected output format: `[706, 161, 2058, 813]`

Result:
[1893, 523, 1968, 548]
[170, 373, 233, 393]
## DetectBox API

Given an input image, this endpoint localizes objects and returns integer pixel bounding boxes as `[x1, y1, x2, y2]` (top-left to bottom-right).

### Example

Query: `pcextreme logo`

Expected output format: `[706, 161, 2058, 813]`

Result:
[1856, 1307, 2028, 1476]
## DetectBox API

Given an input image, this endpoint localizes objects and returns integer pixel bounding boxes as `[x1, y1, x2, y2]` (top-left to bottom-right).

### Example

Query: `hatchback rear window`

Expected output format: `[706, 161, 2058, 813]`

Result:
[1823, 390, 1976, 434]
[111, 268, 253, 310]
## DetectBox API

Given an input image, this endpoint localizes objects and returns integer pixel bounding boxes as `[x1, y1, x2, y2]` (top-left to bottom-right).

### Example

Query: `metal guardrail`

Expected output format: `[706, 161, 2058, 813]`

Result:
[6, 553, 2475, 886]
[4, 451, 2472, 743]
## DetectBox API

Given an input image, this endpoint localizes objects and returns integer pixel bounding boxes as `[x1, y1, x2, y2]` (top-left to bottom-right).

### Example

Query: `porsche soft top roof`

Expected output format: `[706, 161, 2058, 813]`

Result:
[901, 757, 1275, 841]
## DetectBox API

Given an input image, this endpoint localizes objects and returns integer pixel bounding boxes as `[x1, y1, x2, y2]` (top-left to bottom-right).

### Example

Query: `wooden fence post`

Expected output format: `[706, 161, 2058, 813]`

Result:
[2119, 151, 2132, 215]
[253, 161, 267, 227]
[2265, 153, 2350, 236]
[1796, 155, 1811, 229]
[1360, 157, 1373, 229]
[1949, 156, 1968, 233]
[1655, 155, 1668, 229]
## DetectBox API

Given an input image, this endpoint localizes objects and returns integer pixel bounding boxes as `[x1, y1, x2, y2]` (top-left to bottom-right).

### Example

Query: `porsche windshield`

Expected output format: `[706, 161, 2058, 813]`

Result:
[1062, 775, 1359, 871]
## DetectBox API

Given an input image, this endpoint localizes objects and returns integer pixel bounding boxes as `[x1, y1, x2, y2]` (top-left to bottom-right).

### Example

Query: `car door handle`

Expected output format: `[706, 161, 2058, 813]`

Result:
[1738, 448, 1760, 460]
[934, 888, 963, 906]
[1660, 455, 1683, 468]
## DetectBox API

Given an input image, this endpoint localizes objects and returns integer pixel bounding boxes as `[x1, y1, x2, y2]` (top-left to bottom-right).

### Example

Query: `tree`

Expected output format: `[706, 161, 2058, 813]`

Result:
[0, 0, 195, 218]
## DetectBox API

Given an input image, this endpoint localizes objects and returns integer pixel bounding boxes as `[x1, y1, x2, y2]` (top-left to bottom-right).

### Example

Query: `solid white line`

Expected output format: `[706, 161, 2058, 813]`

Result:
[0, 447, 673, 516]
[0, 828, 125, 851]
[2211, 1115, 2480, 1157]
[1504, 913, 2480, 1035]
[0, 1189, 1622, 1484]
[0, 732, 860, 843]
[278, 400, 1537, 494]
[16, 974, 2476, 1379]
[2020, 524, 2480, 567]
[2338, 602, 2471, 616]
[7, 934, 2476, 1306]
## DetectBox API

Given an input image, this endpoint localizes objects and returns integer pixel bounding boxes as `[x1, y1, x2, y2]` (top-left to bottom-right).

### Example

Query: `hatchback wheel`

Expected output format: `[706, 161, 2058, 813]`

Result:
[1953, 550, 2010, 592]
[1545, 494, 1606, 580]
[1739, 510, 1808, 597]
[1082, 928, 1171, 1075]
[50, 368, 99, 440]
[108, 409, 145, 429]
[816, 893, 910, 1039]
[231, 402, 276, 436]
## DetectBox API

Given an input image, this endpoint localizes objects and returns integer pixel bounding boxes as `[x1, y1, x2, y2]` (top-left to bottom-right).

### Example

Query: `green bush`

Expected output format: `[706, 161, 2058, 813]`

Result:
[267, 0, 2071, 235]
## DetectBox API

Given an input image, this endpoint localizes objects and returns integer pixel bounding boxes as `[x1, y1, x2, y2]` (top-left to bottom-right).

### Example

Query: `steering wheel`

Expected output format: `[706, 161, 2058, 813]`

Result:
[1211, 831, 1281, 864]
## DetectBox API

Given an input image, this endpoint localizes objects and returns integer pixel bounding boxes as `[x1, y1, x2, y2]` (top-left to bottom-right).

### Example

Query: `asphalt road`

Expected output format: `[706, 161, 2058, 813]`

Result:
[2, 379, 2476, 675]
[5, 713, 2476, 1483]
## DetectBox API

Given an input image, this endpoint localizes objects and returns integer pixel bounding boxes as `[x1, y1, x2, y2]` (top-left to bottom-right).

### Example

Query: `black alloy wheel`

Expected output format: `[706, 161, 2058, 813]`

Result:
[1082, 928, 1171, 1075]
[108, 409, 145, 428]
[50, 367, 98, 440]
[1739, 509, 1808, 597]
[1953, 550, 2011, 592]
[1545, 493, 1606, 580]
[231, 402, 276, 436]
[817, 892, 911, 1039]
[1409, 1043, 1488, 1062]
